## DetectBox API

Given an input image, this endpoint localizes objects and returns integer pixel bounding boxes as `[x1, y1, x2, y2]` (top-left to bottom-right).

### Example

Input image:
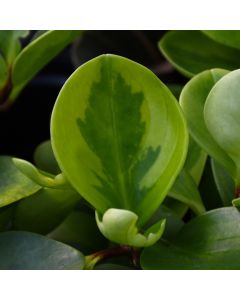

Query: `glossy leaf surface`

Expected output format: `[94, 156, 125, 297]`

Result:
[203, 30, 240, 49]
[141, 207, 240, 269]
[13, 188, 80, 234]
[159, 31, 240, 77]
[0, 231, 84, 270]
[180, 69, 235, 178]
[0, 156, 41, 208]
[51, 54, 188, 226]
[10, 30, 82, 100]
[204, 69, 240, 186]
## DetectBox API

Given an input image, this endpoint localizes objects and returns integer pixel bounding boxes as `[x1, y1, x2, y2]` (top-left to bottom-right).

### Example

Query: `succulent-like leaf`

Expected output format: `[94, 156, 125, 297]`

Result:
[0, 231, 85, 270]
[13, 158, 70, 189]
[96, 208, 166, 248]
[180, 69, 235, 178]
[10, 30, 82, 101]
[204, 69, 240, 186]
[141, 207, 240, 269]
[51, 54, 188, 226]
[0, 30, 29, 64]
[0, 156, 40, 208]
[13, 188, 80, 234]
[159, 31, 240, 77]
[203, 30, 240, 49]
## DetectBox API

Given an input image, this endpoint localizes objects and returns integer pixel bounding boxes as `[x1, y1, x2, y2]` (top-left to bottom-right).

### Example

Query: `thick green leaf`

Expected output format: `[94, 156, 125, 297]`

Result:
[0, 231, 84, 270]
[49, 210, 108, 253]
[10, 30, 82, 100]
[51, 54, 188, 226]
[167, 138, 207, 216]
[0, 156, 41, 208]
[141, 207, 240, 269]
[203, 30, 240, 49]
[0, 30, 29, 64]
[180, 69, 235, 178]
[13, 187, 80, 234]
[159, 31, 240, 77]
[13, 158, 70, 189]
[164, 198, 188, 218]
[184, 137, 207, 185]
[204, 69, 240, 186]
[168, 168, 205, 215]
[211, 158, 235, 206]
[34, 140, 61, 175]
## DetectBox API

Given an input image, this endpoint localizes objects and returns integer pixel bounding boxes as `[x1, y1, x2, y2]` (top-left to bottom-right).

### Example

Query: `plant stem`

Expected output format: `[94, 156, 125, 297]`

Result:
[84, 245, 141, 270]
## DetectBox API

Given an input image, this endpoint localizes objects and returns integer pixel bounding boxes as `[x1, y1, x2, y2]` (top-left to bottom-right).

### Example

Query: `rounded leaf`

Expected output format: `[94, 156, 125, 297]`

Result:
[159, 31, 240, 77]
[180, 69, 235, 178]
[203, 30, 240, 49]
[204, 69, 240, 185]
[0, 231, 85, 270]
[51, 54, 188, 226]
[141, 207, 240, 269]
[0, 156, 41, 208]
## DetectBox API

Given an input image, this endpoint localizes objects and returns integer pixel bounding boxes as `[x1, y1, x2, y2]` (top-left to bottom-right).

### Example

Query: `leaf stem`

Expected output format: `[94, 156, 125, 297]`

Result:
[84, 245, 141, 270]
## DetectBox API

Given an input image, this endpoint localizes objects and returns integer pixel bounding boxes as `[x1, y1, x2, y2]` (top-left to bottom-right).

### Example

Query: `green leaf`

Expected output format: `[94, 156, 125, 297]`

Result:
[0, 156, 41, 208]
[159, 31, 240, 77]
[13, 187, 80, 234]
[164, 198, 188, 218]
[13, 158, 70, 189]
[199, 158, 223, 211]
[184, 137, 207, 185]
[211, 158, 235, 206]
[180, 69, 236, 178]
[167, 138, 207, 216]
[168, 168, 205, 215]
[144, 204, 184, 239]
[96, 208, 166, 248]
[10, 30, 82, 101]
[49, 210, 108, 253]
[203, 30, 240, 49]
[51, 54, 188, 226]
[141, 207, 240, 269]
[34, 140, 61, 175]
[0, 30, 29, 64]
[204, 69, 240, 186]
[0, 54, 8, 90]
[0, 231, 85, 270]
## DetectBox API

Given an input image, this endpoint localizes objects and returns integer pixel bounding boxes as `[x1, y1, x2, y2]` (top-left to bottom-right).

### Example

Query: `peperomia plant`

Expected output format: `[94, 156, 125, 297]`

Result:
[2, 30, 240, 269]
